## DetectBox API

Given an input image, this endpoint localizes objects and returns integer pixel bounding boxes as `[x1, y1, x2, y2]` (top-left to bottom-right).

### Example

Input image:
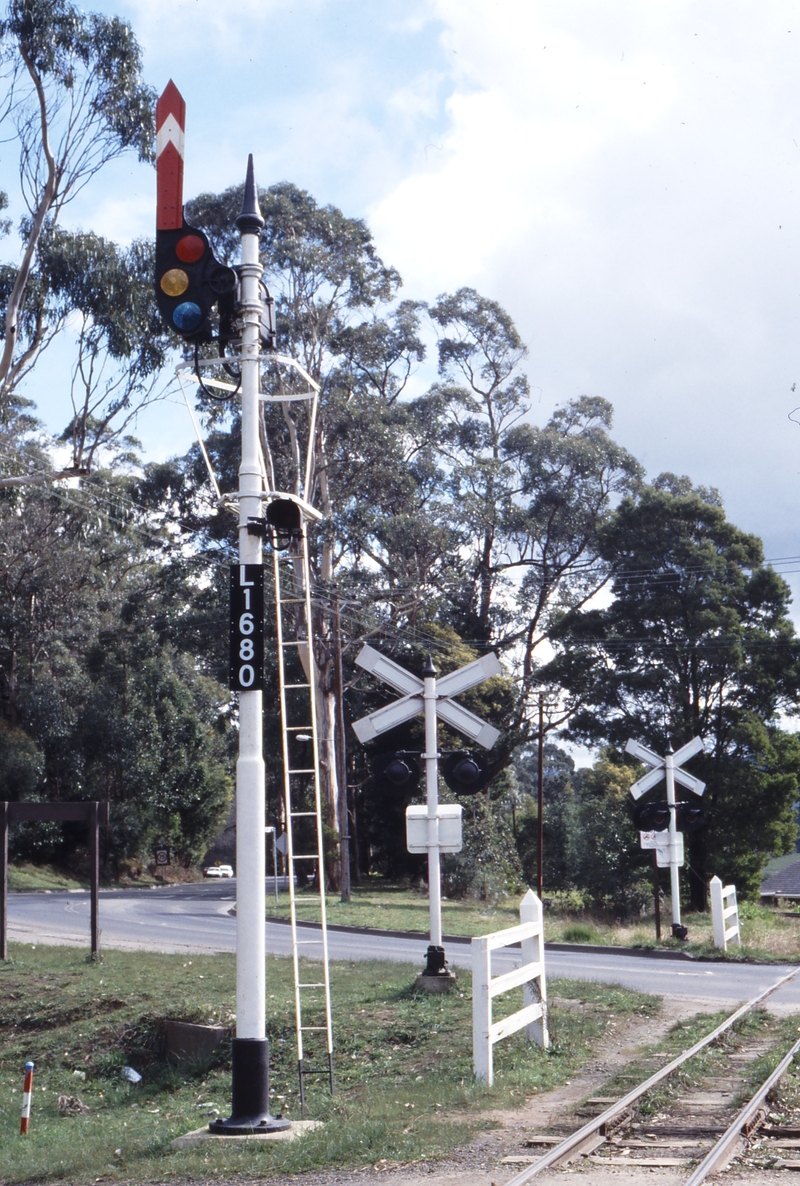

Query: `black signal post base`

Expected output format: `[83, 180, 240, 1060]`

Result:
[672, 923, 689, 941]
[414, 944, 456, 994]
[208, 1039, 290, 1135]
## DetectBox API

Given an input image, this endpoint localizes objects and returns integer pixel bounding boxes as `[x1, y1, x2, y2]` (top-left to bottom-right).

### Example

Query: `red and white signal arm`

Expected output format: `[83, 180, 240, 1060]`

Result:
[156, 80, 185, 231]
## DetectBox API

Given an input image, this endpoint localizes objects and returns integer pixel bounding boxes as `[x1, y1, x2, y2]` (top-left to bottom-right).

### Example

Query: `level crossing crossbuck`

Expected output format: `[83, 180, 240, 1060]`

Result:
[353, 646, 501, 980]
[625, 736, 706, 939]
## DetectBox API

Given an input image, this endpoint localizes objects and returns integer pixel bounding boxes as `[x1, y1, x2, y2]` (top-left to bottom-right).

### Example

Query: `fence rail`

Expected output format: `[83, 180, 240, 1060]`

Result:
[710, 875, 740, 951]
[472, 889, 548, 1085]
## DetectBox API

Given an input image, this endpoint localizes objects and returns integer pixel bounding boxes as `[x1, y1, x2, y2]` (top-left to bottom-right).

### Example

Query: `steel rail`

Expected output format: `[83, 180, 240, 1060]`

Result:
[683, 1033, 800, 1185]
[503, 967, 800, 1186]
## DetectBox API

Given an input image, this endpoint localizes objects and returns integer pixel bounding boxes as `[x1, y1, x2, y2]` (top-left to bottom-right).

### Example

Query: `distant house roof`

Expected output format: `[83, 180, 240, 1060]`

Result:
[760, 860, 800, 898]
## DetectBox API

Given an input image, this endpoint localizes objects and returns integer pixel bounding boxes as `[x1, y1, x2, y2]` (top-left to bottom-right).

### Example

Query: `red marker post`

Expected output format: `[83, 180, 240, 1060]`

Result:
[19, 1061, 34, 1134]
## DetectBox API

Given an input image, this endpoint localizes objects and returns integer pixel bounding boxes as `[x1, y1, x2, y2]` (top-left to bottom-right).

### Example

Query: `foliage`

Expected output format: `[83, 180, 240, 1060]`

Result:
[0, 409, 232, 872]
[547, 478, 800, 905]
[0, 0, 161, 469]
[441, 793, 523, 901]
[0, 943, 656, 1182]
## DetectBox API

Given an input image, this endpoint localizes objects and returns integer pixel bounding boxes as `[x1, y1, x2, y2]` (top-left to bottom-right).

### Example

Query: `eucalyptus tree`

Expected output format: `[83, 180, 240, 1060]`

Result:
[0, 0, 158, 475]
[427, 289, 643, 751]
[547, 476, 800, 903]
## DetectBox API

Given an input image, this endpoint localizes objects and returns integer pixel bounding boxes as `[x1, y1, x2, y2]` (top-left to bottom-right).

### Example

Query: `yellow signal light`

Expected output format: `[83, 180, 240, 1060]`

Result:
[160, 268, 189, 297]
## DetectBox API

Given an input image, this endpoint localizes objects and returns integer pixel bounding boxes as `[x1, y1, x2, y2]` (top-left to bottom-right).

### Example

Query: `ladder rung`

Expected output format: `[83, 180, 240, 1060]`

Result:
[290, 811, 317, 817]
[288, 768, 315, 775]
[300, 1026, 328, 1032]
[285, 683, 310, 689]
[285, 726, 313, 731]
[281, 641, 306, 646]
[299, 983, 325, 988]
[291, 854, 320, 860]
[279, 598, 305, 603]
[294, 939, 323, 945]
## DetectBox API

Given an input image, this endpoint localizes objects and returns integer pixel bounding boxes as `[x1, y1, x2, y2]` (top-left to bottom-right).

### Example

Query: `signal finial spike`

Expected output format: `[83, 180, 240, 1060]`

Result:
[237, 154, 264, 233]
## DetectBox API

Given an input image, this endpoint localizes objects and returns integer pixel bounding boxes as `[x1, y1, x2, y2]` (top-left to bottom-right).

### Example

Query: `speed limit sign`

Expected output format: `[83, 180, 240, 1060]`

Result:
[229, 565, 264, 691]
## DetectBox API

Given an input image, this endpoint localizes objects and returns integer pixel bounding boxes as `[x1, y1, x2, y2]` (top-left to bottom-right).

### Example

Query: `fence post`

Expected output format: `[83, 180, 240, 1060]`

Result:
[520, 888, 549, 1049]
[472, 935, 492, 1085]
[710, 875, 726, 949]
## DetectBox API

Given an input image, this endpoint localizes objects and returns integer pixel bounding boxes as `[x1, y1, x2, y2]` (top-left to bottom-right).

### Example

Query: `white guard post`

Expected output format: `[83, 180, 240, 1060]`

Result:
[626, 736, 705, 940]
[472, 889, 549, 1086]
[710, 876, 741, 951]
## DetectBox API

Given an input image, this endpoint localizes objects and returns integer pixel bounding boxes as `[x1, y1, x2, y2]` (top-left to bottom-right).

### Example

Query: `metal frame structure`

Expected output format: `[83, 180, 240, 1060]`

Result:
[177, 326, 334, 1106]
[1, 800, 108, 959]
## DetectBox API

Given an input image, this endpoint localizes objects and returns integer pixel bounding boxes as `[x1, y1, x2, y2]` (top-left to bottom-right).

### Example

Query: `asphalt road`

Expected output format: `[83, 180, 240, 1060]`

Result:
[8, 881, 800, 1008]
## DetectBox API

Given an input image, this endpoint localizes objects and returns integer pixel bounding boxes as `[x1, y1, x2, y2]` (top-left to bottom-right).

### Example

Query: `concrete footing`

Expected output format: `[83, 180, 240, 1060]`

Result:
[414, 970, 457, 993]
[172, 1118, 321, 1147]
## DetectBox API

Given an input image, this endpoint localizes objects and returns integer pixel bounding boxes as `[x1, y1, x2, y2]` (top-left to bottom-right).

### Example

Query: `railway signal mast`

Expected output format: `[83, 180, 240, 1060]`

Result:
[155, 82, 289, 1134]
[626, 736, 706, 940]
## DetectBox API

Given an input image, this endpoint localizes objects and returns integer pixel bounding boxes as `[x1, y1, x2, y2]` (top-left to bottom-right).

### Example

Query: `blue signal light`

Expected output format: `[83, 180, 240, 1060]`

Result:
[173, 301, 202, 332]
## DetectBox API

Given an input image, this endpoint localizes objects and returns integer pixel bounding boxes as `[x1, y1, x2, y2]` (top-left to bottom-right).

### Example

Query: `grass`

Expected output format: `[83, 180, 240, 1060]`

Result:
[7, 864, 87, 892]
[273, 880, 800, 962]
[597, 1004, 786, 1122]
[0, 943, 657, 1184]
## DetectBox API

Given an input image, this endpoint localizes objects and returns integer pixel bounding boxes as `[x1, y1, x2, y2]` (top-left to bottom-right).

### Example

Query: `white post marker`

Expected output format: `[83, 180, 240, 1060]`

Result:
[626, 736, 705, 939]
[710, 876, 741, 951]
[352, 645, 501, 982]
[472, 889, 548, 1085]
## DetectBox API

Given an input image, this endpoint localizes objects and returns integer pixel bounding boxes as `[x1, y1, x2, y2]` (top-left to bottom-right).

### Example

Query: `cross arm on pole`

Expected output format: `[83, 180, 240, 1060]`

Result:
[436, 698, 501, 749]
[629, 766, 666, 800]
[672, 736, 705, 766]
[674, 768, 705, 796]
[436, 653, 502, 699]
[355, 644, 424, 697]
[351, 693, 422, 743]
[625, 738, 664, 769]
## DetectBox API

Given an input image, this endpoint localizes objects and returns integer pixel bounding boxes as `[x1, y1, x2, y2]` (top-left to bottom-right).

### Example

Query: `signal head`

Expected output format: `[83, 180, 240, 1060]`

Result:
[441, 750, 492, 795]
[155, 222, 236, 343]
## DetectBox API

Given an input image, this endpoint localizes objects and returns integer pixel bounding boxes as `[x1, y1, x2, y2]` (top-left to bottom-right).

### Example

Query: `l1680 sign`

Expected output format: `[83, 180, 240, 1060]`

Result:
[229, 565, 264, 691]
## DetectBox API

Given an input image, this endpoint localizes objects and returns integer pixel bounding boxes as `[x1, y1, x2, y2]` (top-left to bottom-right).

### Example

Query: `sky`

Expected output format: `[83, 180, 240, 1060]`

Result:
[4, 0, 800, 604]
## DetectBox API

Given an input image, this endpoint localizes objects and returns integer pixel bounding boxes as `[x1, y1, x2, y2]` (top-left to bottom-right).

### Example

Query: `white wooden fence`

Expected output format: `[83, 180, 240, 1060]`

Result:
[710, 875, 741, 950]
[472, 888, 549, 1085]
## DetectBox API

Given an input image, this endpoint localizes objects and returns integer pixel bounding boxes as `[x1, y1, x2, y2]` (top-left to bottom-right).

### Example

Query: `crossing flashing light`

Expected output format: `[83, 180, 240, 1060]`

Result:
[633, 799, 705, 833]
[372, 751, 421, 796]
[441, 750, 492, 795]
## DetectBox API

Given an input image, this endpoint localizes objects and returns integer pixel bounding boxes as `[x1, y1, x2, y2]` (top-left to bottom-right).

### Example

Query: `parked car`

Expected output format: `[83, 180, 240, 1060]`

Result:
[204, 864, 234, 878]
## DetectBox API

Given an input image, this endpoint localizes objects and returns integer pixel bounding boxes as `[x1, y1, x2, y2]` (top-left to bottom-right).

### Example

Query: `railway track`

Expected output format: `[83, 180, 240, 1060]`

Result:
[499, 967, 800, 1183]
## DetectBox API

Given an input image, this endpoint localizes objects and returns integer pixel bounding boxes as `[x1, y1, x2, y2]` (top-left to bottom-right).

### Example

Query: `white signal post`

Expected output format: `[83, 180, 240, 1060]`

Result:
[424, 657, 443, 948]
[156, 82, 287, 1133]
[626, 736, 705, 937]
[353, 646, 501, 977]
[235, 158, 267, 1049]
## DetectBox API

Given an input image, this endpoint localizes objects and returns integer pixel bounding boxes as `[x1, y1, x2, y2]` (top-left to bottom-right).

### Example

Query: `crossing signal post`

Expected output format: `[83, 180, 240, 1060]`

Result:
[352, 646, 502, 987]
[155, 82, 288, 1135]
[627, 736, 706, 941]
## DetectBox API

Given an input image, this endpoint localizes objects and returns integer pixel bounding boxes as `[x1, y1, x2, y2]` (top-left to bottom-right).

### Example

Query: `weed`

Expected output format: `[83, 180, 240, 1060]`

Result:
[0, 943, 656, 1184]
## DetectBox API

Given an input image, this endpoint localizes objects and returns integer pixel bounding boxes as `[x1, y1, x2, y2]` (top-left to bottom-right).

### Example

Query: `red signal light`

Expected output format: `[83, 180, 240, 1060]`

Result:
[176, 234, 205, 263]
